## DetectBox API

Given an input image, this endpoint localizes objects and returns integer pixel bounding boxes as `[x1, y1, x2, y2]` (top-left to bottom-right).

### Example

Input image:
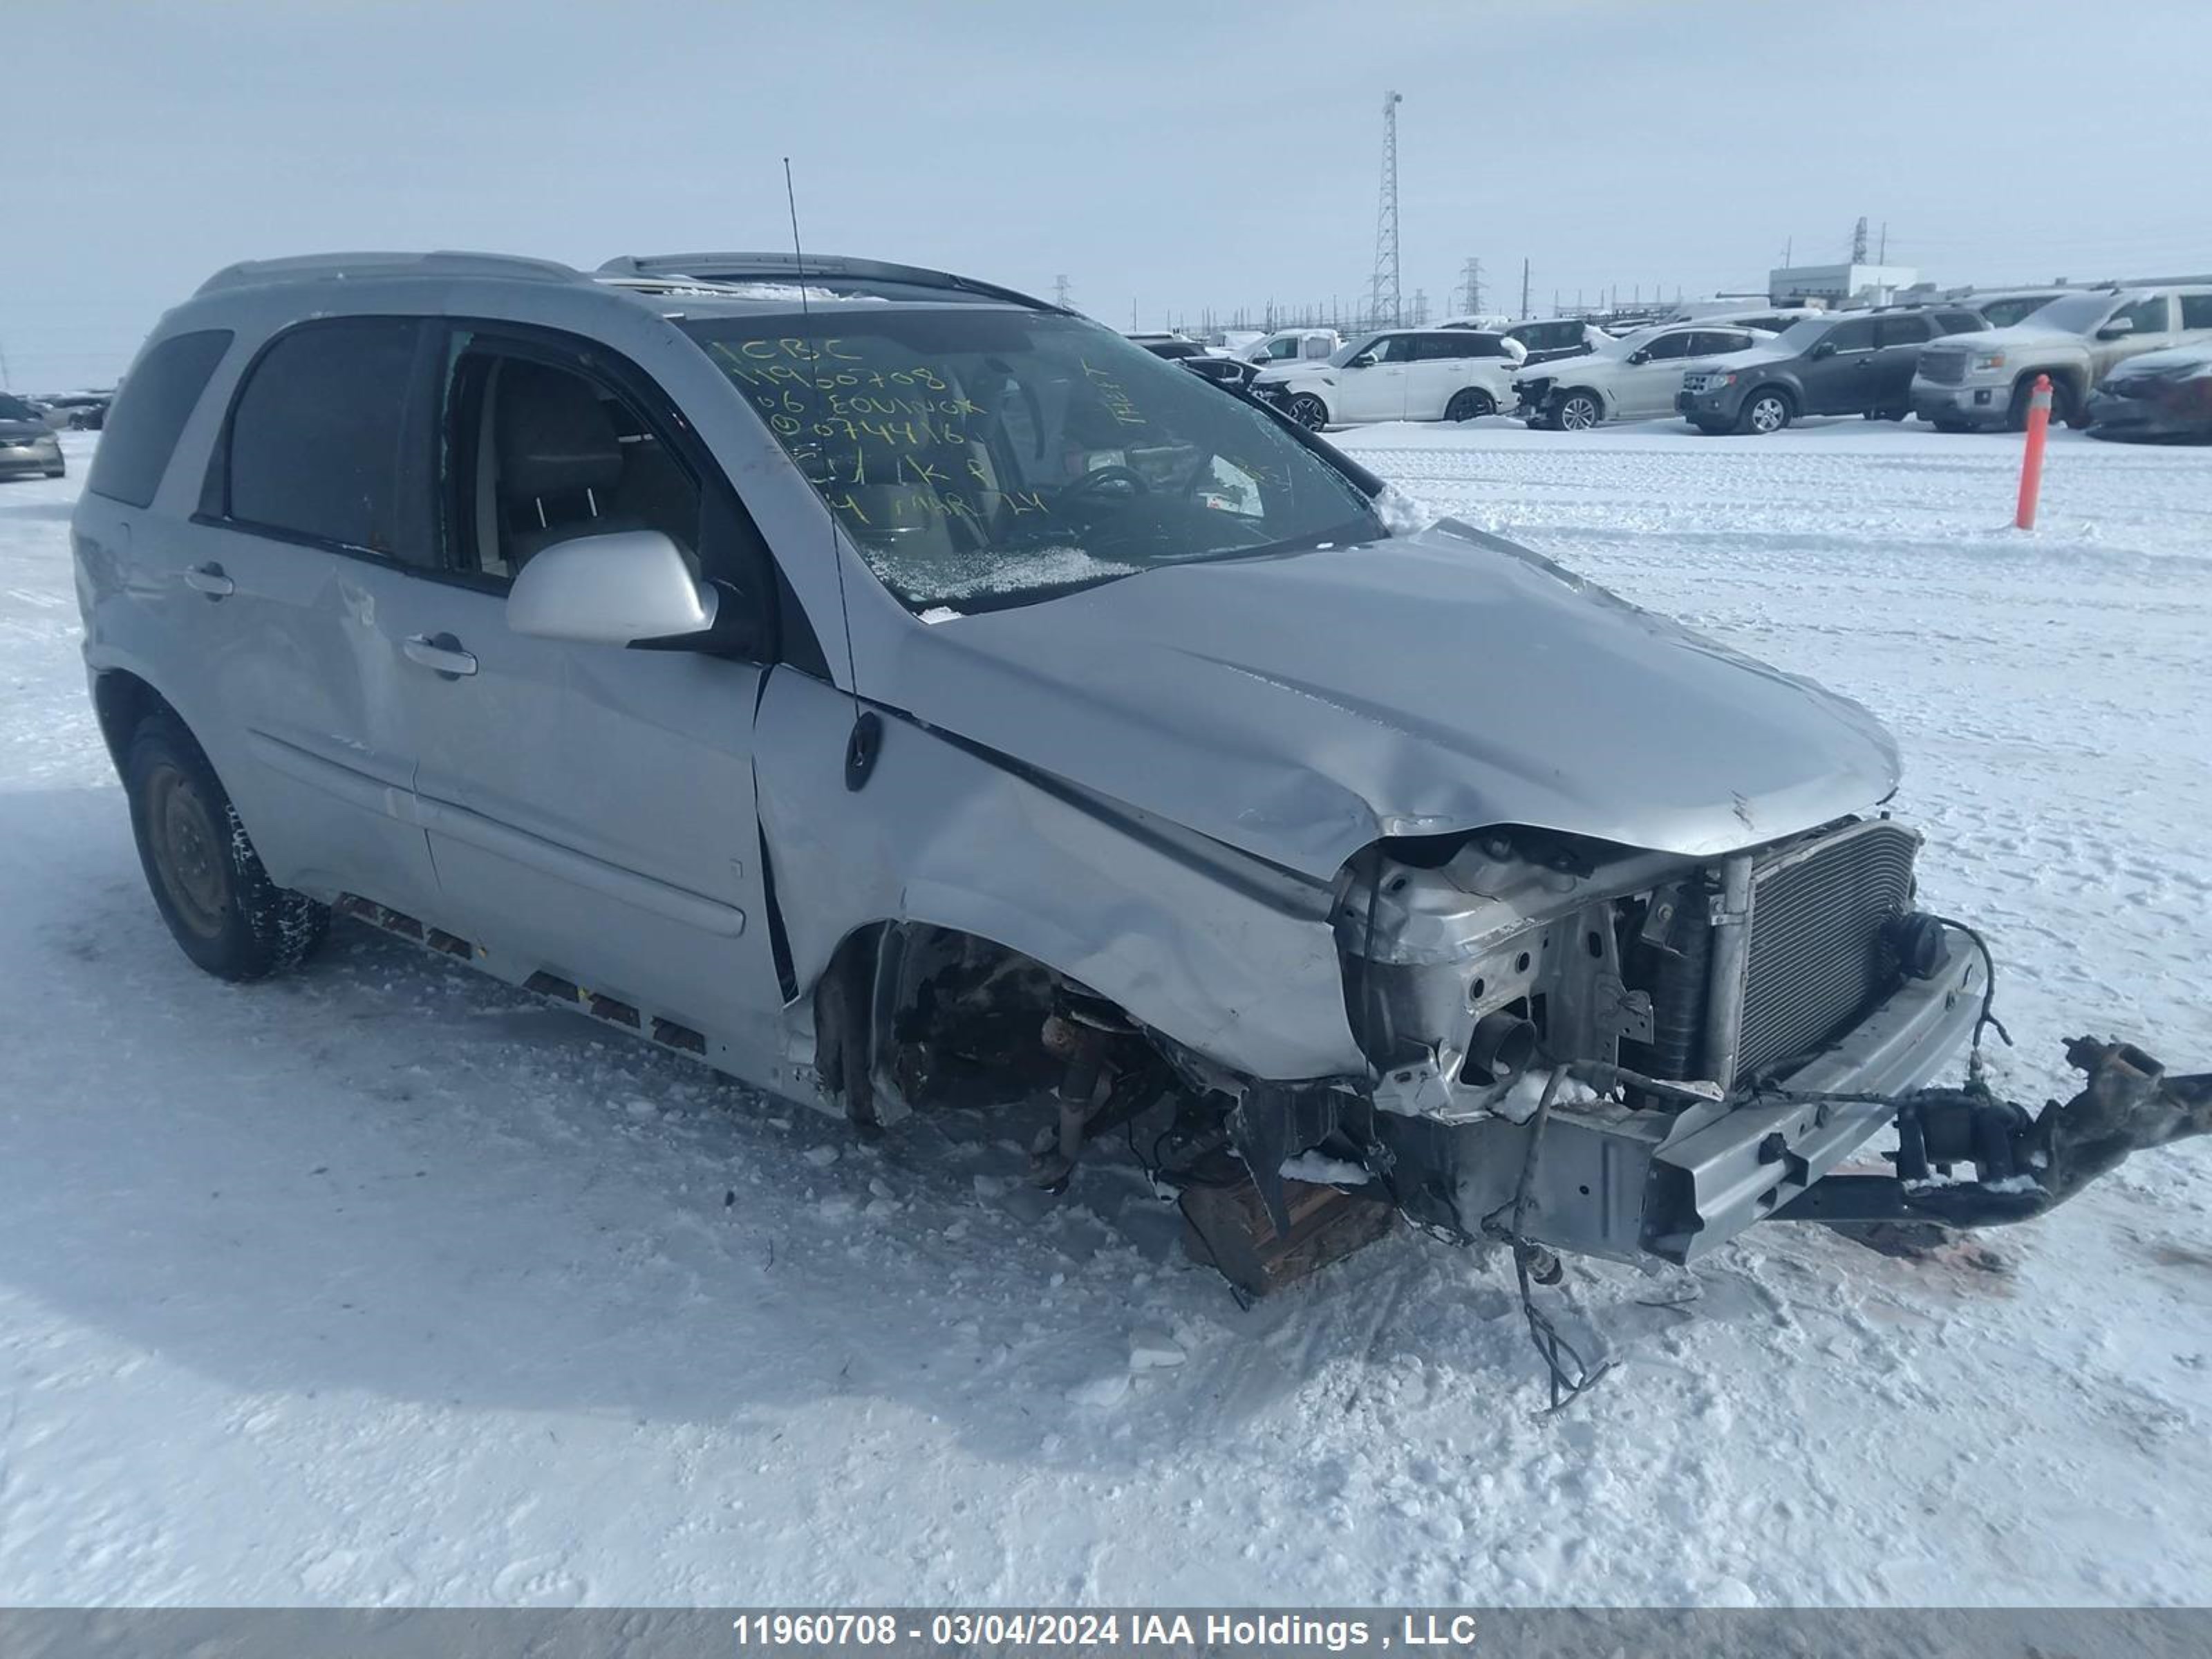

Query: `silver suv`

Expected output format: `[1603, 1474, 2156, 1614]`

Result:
[76, 250, 1991, 1280]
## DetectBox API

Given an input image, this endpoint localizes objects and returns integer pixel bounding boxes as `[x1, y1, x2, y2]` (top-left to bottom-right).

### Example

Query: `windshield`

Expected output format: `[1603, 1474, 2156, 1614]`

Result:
[1324, 335, 1383, 367]
[1977, 294, 2062, 328]
[2001, 291, 2119, 334]
[0, 395, 40, 422]
[683, 309, 1381, 614]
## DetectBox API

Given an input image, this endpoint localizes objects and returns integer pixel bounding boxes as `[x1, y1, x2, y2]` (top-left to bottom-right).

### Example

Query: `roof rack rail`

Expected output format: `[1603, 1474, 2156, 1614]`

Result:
[196, 250, 583, 297]
[597, 251, 1063, 314]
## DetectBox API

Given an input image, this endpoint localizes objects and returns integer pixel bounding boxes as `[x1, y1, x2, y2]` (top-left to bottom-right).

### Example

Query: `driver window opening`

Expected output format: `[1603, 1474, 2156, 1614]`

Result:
[444, 349, 704, 585]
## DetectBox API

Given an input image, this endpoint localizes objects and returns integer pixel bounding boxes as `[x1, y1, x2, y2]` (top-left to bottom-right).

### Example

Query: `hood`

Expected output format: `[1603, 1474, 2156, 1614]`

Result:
[876, 523, 1900, 880]
[2105, 344, 2212, 383]
[1953, 321, 2089, 354]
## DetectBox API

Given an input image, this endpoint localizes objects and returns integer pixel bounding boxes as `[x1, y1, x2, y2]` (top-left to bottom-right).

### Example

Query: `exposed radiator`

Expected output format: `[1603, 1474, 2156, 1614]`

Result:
[1736, 821, 1919, 1081]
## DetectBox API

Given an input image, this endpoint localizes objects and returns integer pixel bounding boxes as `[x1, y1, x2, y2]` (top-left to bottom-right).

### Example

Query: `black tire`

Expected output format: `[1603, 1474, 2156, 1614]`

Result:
[124, 710, 328, 980]
[1445, 387, 1496, 422]
[1554, 390, 1603, 432]
[45, 467, 66, 479]
[1734, 387, 1793, 435]
[1689, 418, 1730, 435]
[1287, 393, 1329, 431]
[1931, 418, 1971, 434]
[2008, 374, 2077, 432]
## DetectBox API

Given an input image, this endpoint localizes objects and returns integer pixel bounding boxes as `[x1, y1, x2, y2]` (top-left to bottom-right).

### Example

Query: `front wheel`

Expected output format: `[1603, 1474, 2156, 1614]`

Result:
[1555, 390, 1602, 431]
[1287, 393, 1329, 431]
[1445, 388, 1496, 422]
[1736, 389, 1792, 435]
[124, 711, 329, 980]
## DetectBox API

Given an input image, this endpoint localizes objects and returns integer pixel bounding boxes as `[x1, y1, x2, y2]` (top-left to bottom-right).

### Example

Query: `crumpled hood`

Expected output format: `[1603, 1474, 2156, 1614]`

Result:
[874, 523, 1901, 880]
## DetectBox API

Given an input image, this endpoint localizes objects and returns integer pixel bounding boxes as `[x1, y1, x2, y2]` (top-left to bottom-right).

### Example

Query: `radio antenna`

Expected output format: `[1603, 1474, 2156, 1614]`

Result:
[785, 156, 879, 789]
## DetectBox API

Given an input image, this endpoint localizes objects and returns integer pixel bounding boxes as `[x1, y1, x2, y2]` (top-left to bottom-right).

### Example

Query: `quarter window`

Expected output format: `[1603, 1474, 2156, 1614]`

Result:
[223, 319, 434, 561]
[86, 329, 234, 509]
[2177, 294, 2212, 329]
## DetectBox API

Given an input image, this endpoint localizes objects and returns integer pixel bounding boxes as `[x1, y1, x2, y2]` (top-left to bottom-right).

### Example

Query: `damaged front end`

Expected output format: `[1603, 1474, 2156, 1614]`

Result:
[1305, 813, 1988, 1266]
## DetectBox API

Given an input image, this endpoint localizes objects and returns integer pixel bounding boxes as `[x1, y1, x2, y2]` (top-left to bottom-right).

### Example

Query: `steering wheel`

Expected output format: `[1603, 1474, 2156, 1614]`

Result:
[1058, 464, 1150, 509]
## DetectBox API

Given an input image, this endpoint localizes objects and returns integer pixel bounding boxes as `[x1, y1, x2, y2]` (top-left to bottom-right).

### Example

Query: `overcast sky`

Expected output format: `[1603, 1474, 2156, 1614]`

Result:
[8, 0, 2211, 387]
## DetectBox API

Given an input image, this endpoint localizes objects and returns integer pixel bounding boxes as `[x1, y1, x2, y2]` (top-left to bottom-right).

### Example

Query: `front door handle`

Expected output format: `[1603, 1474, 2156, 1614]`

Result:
[183, 563, 234, 599]
[403, 632, 478, 679]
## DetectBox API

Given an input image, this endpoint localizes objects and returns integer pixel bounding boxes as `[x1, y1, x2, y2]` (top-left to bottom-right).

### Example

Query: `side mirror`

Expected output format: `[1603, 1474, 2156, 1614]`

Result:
[507, 529, 719, 646]
[1809, 339, 1838, 359]
[2097, 319, 2136, 339]
[1347, 352, 1377, 369]
[1627, 348, 1651, 365]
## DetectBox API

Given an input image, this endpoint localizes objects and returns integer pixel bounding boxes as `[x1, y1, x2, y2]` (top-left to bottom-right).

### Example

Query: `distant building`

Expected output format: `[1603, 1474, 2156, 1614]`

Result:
[1768, 263, 1921, 308]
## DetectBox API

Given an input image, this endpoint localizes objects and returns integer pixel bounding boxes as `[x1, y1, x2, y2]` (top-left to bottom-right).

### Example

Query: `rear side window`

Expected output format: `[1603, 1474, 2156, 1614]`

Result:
[221, 318, 434, 562]
[2180, 294, 2212, 329]
[85, 329, 234, 508]
[1876, 315, 1933, 347]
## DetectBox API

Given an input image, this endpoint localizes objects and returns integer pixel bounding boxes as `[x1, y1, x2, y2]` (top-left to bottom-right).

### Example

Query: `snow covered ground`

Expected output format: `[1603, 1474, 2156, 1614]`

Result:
[3, 419, 2210, 1608]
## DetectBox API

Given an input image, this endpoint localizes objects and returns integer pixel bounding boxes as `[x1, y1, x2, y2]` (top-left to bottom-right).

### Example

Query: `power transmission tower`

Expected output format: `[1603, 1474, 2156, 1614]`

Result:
[1851, 216, 1869, 263]
[1053, 274, 1072, 309]
[1367, 91, 1404, 329]
[1410, 288, 1428, 325]
[1519, 258, 1530, 318]
[1457, 256, 1484, 316]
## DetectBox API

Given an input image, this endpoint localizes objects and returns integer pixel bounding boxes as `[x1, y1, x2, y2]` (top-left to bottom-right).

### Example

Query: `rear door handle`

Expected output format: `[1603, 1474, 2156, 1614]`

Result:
[183, 563, 234, 599]
[403, 632, 478, 679]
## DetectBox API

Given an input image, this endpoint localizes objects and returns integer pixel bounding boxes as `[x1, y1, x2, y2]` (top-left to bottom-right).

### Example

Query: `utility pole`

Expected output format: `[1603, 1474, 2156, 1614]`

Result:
[1878, 221, 1888, 263]
[1457, 255, 1484, 316]
[1131, 299, 1139, 331]
[1519, 257, 1530, 319]
[1367, 91, 1405, 329]
[1053, 274, 1073, 310]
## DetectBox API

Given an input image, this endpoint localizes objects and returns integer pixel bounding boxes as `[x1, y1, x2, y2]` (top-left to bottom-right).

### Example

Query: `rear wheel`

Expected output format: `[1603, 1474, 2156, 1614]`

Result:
[1445, 388, 1495, 422]
[1736, 388, 1792, 435]
[1287, 393, 1329, 431]
[124, 711, 328, 980]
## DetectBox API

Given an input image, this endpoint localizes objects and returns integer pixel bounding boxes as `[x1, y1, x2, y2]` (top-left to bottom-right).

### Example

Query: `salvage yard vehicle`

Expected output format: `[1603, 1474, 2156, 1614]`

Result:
[1516, 324, 1776, 430]
[2084, 343, 2212, 443]
[1241, 327, 1340, 366]
[1254, 326, 1523, 429]
[1911, 285, 2212, 432]
[0, 393, 67, 478]
[1678, 306, 1988, 434]
[74, 250, 2211, 1316]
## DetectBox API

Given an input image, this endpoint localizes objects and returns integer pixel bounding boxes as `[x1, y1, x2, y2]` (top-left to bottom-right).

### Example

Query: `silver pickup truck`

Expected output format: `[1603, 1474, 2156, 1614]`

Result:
[1913, 284, 2212, 431]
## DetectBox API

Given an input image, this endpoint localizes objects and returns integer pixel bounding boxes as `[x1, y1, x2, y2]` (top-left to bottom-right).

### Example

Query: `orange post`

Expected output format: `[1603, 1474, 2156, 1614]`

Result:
[2014, 373, 2052, 529]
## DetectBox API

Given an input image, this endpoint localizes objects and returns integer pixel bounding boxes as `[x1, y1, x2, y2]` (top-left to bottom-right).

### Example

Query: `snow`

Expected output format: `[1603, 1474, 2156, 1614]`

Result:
[1280, 1152, 1370, 1187]
[5, 420, 2212, 1606]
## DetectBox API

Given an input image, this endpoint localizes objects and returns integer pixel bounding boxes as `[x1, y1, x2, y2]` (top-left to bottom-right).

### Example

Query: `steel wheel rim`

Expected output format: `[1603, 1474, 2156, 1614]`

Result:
[148, 763, 229, 939]
[1562, 396, 1597, 431]
[1750, 396, 1785, 433]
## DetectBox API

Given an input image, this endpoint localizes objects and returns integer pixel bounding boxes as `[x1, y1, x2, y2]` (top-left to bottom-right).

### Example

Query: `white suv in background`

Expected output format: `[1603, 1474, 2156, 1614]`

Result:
[1241, 327, 1341, 366]
[1255, 328, 1524, 429]
[1515, 324, 1777, 430]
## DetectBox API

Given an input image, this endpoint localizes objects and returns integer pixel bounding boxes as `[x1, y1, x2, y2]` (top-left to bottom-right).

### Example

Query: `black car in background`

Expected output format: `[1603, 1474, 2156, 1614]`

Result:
[1676, 306, 1989, 434]
[1130, 334, 1262, 392]
[2086, 344, 2212, 442]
